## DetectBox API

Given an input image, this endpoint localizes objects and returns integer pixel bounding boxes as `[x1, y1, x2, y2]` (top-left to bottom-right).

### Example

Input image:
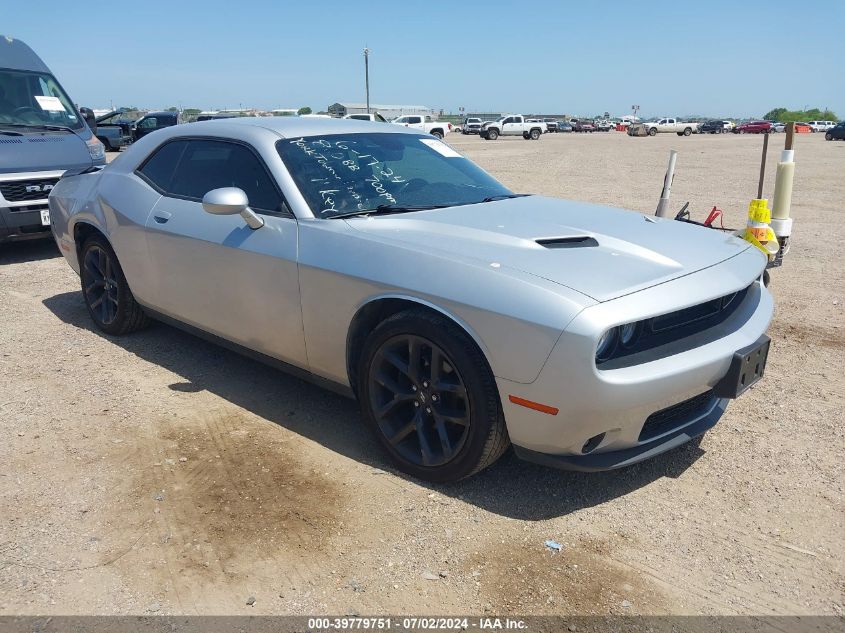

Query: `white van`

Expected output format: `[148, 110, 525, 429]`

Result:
[808, 121, 835, 132]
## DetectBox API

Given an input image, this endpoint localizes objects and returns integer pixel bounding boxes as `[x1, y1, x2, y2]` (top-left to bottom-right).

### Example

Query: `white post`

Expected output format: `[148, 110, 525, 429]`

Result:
[655, 150, 678, 218]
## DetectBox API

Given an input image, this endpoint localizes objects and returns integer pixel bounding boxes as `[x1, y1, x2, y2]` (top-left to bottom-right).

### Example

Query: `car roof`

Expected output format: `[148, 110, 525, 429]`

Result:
[0, 35, 51, 73]
[170, 116, 424, 139]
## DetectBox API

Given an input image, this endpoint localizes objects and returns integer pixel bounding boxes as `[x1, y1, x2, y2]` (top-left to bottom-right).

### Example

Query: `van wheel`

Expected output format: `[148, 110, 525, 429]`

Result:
[80, 235, 150, 335]
[358, 309, 509, 482]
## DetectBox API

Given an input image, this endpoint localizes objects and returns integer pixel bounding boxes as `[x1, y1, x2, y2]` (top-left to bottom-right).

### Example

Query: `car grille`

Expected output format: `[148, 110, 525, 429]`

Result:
[639, 390, 717, 442]
[0, 178, 60, 202]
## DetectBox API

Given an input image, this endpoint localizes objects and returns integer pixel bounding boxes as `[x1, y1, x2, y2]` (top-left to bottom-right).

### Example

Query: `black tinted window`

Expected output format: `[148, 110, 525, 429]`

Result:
[138, 140, 188, 192]
[167, 140, 283, 213]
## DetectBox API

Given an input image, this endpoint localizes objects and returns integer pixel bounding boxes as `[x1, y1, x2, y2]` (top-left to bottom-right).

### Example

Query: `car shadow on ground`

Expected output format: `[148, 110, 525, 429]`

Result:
[0, 239, 60, 264]
[43, 290, 706, 521]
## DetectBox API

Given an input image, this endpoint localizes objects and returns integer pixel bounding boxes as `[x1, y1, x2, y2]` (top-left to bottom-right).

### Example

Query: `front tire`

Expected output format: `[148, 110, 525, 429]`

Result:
[486, 128, 499, 140]
[648, 127, 657, 136]
[80, 235, 150, 335]
[825, 132, 833, 141]
[357, 309, 509, 482]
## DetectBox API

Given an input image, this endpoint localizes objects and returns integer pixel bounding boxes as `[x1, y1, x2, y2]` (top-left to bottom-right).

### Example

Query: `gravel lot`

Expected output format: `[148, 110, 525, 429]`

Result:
[1, 131, 842, 617]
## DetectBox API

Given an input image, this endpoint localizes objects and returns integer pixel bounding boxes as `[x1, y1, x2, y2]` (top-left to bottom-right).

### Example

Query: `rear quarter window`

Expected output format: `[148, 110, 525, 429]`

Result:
[137, 140, 188, 192]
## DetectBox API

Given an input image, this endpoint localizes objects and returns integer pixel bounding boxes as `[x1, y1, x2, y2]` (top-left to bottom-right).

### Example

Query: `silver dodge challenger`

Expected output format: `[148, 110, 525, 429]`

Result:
[49, 117, 773, 482]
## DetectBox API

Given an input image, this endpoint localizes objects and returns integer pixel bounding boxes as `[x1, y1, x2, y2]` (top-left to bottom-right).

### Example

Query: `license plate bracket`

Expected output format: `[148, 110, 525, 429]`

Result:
[40, 208, 51, 226]
[713, 335, 770, 399]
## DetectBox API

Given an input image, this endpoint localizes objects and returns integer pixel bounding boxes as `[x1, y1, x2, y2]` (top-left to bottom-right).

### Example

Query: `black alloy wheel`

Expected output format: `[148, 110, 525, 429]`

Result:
[80, 235, 150, 335]
[358, 309, 509, 482]
[83, 244, 119, 326]
[368, 334, 470, 468]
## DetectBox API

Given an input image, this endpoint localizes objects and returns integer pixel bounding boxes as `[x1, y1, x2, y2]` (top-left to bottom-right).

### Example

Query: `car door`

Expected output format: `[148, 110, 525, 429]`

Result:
[138, 137, 307, 367]
[503, 116, 522, 135]
[134, 116, 158, 140]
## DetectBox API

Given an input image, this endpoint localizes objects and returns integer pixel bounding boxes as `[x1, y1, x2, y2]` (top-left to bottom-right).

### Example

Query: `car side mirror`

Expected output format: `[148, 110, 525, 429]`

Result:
[80, 107, 97, 133]
[201, 187, 264, 230]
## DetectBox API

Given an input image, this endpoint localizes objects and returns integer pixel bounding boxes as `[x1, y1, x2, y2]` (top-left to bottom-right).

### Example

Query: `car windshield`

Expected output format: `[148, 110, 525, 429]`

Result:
[276, 133, 513, 219]
[0, 69, 84, 130]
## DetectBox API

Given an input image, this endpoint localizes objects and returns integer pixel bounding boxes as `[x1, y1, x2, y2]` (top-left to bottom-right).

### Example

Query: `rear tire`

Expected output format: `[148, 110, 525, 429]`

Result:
[431, 130, 444, 139]
[530, 128, 541, 140]
[825, 132, 833, 141]
[357, 309, 509, 482]
[79, 235, 150, 335]
[683, 127, 692, 136]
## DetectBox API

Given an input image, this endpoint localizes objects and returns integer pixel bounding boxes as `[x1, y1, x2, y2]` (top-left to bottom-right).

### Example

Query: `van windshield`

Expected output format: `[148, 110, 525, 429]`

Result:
[0, 69, 84, 130]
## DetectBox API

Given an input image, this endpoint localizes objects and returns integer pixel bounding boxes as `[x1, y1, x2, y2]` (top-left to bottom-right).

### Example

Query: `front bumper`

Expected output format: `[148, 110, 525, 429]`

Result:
[0, 203, 51, 242]
[498, 251, 773, 469]
[513, 396, 726, 471]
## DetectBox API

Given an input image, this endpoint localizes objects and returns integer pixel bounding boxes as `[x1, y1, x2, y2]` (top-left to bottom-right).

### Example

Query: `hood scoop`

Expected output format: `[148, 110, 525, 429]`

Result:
[536, 236, 599, 249]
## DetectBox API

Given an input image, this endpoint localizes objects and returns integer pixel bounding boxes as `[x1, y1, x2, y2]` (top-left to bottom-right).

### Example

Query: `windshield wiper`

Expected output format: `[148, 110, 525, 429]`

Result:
[0, 129, 23, 136]
[480, 194, 530, 202]
[3, 123, 77, 133]
[329, 204, 450, 220]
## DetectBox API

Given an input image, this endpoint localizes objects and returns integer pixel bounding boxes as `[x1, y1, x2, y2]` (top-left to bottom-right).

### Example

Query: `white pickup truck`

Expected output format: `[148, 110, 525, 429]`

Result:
[641, 117, 698, 137]
[391, 115, 453, 139]
[480, 115, 546, 140]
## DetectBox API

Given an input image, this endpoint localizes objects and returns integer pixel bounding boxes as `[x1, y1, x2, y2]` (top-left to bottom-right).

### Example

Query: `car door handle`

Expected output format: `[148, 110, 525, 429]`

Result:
[153, 211, 172, 224]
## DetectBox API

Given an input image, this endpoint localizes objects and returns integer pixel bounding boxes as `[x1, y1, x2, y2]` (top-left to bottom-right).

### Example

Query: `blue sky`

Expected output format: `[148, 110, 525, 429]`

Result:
[3, 0, 841, 118]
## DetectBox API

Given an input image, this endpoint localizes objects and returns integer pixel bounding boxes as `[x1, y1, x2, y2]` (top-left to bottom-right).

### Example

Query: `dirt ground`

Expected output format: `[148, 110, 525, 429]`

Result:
[0, 131, 842, 617]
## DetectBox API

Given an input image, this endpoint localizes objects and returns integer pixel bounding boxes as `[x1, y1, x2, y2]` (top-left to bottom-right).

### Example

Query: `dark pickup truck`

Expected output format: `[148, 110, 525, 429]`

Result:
[94, 110, 134, 152]
[132, 111, 179, 141]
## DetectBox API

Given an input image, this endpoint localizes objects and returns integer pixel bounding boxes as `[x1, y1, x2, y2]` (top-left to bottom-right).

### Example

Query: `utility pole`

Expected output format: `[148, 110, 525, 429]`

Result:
[364, 47, 370, 114]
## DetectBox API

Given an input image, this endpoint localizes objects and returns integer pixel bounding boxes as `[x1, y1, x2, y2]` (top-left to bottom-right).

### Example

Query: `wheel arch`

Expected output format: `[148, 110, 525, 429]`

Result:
[345, 294, 494, 397]
[72, 220, 112, 270]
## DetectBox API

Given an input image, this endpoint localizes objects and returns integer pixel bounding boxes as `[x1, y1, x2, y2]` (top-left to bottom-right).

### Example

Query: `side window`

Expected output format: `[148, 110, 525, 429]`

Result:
[503, 117, 513, 125]
[168, 139, 283, 213]
[137, 140, 189, 192]
[409, 116, 422, 124]
[139, 117, 158, 129]
[395, 117, 407, 124]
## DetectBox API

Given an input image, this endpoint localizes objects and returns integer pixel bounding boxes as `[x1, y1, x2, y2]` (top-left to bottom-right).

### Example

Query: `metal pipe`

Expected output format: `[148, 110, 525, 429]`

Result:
[655, 150, 678, 218]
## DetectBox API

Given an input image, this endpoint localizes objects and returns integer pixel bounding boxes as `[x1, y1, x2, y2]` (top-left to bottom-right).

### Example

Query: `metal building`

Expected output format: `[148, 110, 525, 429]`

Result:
[328, 102, 433, 120]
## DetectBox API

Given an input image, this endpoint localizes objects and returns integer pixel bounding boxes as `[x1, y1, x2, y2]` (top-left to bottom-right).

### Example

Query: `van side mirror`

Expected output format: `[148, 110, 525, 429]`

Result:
[80, 107, 97, 133]
[202, 187, 264, 230]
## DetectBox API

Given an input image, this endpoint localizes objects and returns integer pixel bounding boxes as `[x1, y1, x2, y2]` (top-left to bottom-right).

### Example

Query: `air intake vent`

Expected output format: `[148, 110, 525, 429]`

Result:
[27, 137, 64, 143]
[0, 138, 23, 144]
[536, 236, 598, 249]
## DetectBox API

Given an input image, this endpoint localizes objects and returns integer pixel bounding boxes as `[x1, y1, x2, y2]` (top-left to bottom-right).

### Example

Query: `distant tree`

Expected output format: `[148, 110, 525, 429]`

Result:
[297, 106, 312, 115]
[166, 106, 179, 112]
[762, 107, 838, 122]
[763, 107, 787, 121]
[119, 106, 137, 112]
[183, 108, 202, 116]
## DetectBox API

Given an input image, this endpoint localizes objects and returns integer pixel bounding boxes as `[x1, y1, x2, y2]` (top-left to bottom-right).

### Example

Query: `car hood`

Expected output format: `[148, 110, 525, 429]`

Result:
[345, 196, 755, 302]
[0, 131, 93, 174]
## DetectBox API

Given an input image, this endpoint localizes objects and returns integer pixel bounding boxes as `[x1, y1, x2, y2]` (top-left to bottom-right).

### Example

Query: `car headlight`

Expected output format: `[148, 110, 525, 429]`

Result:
[595, 328, 618, 362]
[86, 137, 105, 161]
[619, 322, 640, 348]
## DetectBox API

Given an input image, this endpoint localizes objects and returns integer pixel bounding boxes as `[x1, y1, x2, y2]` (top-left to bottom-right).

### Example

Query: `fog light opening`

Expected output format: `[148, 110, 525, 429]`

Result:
[582, 432, 605, 454]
